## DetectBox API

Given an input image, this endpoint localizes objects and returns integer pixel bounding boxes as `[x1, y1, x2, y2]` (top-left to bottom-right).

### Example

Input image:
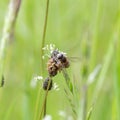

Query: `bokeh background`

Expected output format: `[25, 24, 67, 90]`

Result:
[0, 0, 120, 120]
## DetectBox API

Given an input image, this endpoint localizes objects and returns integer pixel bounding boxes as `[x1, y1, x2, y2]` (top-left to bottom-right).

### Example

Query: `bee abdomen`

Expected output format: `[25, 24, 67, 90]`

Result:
[47, 58, 58, 77]
[43, 77, 53, 91]
[63, 60, 70, 68]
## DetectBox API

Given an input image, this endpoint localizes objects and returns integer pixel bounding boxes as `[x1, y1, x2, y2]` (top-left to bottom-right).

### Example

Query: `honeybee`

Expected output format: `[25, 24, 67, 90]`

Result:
[40, 48, 74, 118]
[43, 77, 53, 91]
[47, 50, 70, 77]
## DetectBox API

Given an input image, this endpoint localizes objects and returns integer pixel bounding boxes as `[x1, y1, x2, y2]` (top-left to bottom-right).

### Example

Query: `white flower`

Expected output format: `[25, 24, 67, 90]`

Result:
[37, 76, 43, 80]
[53, 82, 59, 91]
[30, 75, 43, 88]
[42, 44, 67, 60]
[42, 44, 56, 58]
[43, 115, 52, 120]
[59, 110, 73, 120]
[59, 110, 66, 117]
[50, 44, 55, 52]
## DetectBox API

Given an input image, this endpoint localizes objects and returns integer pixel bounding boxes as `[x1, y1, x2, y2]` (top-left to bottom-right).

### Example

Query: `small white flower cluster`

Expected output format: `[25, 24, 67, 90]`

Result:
[42, 44, 55, 53]
[53, 82, 59, 91]
[30, 74, 60, 91]
[30, 75, 43, 88]
[59, 110, 73, 120]
[43, 114, 52, 120]
[42, 44, 56, 59]
[42, 44, 67, 59]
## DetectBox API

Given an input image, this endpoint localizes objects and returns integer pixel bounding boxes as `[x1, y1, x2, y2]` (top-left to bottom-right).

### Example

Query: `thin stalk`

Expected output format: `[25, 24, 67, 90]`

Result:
[43, 96, 47, 116]
[41, 0, 50, 74]
[113, 47, 120, 120]
[3, 96, 19, 120]
[34, 0, 50, 119]
[89, 0, 103, 71]
[86, 102, 95, 120]
[39, 78, 52, 120]
[92, 30, 116, 102]
[78, 85, 87, 120]
[0, 0, 21, 86]
[33, 88, 42, 120]
[113, 14, 120, 120]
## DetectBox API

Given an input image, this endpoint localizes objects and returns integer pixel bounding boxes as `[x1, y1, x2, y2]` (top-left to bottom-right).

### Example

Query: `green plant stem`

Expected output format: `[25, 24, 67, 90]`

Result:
[89, 0, 103, 71]
[3, 96, 19, 120]
[86, 102, 95, 120]
[34, 0, 50, 120]
[41, 0, 50, 75]
[0, 0, 21, 86]
[113, 14, 120, 120]
[92, 31, 116, 102]
[33, 88, 42, 120]
[114, 48, 120, 120]
[78, 85, 87, 120]
[39, 78, 52, 120]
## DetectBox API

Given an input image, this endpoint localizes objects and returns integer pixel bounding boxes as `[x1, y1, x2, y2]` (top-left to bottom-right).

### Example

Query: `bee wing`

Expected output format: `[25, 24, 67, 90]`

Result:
[67, 56, 82, 62]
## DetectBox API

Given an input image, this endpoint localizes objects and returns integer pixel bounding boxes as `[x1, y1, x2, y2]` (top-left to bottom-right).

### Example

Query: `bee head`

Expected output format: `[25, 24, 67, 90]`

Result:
[51, 50, 59, 58]
[57, 53, 64, 59]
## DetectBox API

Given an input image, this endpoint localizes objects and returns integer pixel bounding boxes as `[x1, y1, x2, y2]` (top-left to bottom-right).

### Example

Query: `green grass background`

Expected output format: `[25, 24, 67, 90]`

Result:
[0, 0, 120, 120]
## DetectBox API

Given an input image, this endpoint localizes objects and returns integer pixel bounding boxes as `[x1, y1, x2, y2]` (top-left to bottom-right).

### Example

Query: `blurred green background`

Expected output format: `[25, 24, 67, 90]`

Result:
[0, 0, 120, 120]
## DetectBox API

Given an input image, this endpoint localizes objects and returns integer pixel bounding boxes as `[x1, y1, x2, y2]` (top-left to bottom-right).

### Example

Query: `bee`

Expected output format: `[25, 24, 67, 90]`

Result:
[40, 48, 74, 119]
[47, 50, 70, 77]
[43, 77, 53, 91]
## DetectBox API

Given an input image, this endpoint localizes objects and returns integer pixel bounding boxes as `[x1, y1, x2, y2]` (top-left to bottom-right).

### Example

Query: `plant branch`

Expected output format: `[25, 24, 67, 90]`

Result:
[0, 0, 21, 87]
[34, 0, 50, 120]
[41, 0, 50, 74]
